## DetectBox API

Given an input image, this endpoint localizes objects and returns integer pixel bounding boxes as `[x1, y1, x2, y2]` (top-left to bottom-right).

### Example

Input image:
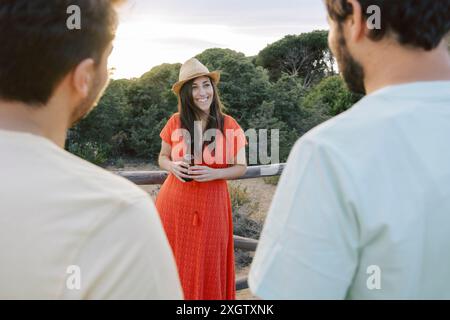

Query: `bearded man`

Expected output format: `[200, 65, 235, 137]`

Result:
[250, 0, 450, 299]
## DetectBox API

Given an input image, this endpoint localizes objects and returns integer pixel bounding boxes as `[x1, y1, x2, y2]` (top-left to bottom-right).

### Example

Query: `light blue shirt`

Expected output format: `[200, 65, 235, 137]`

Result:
[249, 81, 450, 299]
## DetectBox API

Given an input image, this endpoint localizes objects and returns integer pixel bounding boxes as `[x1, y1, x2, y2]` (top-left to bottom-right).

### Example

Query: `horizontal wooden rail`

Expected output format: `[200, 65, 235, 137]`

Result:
[234, 236, 257, 291]
[236, 276, 249, 291]
[234, 236, 256, 291]
[116, 163, 285, 185]
[234, 235, 258, 251]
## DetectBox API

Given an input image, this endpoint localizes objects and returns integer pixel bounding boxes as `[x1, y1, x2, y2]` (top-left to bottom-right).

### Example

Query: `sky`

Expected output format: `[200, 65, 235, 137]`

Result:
[109, 0, 329, 79]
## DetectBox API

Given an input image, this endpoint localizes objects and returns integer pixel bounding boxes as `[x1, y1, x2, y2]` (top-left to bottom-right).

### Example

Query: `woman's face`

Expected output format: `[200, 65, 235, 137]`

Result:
[191, 76, 214, 112]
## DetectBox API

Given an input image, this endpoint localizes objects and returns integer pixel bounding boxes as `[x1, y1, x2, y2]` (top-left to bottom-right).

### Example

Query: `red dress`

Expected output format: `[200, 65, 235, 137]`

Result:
[155, 113, 247, 300]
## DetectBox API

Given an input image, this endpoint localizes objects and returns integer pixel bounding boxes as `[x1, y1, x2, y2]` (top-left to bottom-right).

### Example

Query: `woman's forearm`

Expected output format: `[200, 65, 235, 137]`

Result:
[215, 165, 247, 180]
[159, 155, 173, 172]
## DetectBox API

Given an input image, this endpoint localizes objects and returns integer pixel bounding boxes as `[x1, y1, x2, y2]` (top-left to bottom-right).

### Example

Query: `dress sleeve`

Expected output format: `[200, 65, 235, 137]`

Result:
[225, 116, 247, 159]
[160, 114, 177, 146]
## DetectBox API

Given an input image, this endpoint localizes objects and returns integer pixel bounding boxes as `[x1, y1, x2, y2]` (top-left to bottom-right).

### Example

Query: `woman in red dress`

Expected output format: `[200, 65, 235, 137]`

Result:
[156, 58, 247, 300]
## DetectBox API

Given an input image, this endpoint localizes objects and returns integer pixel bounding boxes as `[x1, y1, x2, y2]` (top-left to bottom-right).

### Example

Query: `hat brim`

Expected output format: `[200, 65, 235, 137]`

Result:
[172, 71, 221, 95]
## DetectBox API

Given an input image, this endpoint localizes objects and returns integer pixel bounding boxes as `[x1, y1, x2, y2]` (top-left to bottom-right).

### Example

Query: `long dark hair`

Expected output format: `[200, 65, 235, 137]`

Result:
[178, 76, 225, 158]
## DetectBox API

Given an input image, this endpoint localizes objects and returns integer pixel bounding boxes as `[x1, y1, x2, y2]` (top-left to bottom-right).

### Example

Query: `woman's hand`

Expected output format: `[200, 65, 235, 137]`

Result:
[170, 161, 192, 183]
[188, 165, 221, 182]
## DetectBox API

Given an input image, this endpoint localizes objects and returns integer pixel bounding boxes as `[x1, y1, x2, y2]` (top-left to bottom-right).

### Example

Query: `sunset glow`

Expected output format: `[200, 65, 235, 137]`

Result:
[108, 0, 328, 79]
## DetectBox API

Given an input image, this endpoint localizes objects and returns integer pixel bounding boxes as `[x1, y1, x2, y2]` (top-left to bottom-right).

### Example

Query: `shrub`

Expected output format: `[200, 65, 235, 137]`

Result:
[115, 158, 125, 169]
[263, 176, 280, 185]
[229, 183, 262, 240]
[229, 183, 263, 268]
[67, 141, 109, 166]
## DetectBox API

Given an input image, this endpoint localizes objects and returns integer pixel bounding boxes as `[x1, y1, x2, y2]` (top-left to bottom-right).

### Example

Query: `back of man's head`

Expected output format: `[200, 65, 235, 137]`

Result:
[0, 0, 122, 107]
[325, 0, 450, 94]
[326, 0, 450, 51]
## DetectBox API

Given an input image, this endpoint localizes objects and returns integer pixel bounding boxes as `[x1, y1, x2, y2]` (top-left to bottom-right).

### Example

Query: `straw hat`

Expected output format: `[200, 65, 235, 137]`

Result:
[172, 58, 221, 95]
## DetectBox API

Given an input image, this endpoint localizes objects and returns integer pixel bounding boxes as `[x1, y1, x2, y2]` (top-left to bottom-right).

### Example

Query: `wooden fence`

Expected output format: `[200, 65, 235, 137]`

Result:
[116, 163, 285, 291]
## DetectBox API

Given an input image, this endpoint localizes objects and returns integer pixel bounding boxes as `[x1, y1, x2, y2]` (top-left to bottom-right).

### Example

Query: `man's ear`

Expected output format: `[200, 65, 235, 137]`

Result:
[346, 0, 366, 42]
[71, 58, 96, 99]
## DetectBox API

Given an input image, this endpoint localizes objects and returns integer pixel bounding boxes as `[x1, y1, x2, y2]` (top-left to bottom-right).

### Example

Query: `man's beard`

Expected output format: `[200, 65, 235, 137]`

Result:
[334, 29, 367, 95]
[70, 74, 108, 127]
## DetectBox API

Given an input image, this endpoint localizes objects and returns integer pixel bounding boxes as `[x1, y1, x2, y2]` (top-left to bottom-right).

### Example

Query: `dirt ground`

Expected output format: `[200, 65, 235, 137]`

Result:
[109, 163, 277, 300]
[228, 178, 276, 223]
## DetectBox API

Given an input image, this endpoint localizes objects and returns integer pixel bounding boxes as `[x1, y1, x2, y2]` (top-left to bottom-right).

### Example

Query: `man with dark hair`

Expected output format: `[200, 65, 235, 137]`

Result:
[0, 0, 182, 299]
[250, 0, 450, 299]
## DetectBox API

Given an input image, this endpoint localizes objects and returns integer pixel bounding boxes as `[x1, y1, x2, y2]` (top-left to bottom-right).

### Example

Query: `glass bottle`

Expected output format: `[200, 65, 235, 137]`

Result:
[183, 153, 194, 182]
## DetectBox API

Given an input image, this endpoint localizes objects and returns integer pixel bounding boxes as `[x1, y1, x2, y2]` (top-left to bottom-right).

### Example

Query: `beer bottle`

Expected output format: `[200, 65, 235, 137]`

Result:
[183, 153, 194, 182]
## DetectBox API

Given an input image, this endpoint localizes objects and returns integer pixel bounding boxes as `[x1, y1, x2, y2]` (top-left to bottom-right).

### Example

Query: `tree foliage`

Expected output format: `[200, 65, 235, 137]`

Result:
[196, 48, 271, 128]
[125, 63, 180, 158]
[66, 31, 358, 165]
[302, 75, 362, 117]
[255, 30, 335, 86]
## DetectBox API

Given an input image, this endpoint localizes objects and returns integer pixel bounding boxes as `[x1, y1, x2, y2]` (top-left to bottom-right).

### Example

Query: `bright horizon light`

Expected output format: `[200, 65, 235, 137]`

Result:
[108, 1, 328, 79]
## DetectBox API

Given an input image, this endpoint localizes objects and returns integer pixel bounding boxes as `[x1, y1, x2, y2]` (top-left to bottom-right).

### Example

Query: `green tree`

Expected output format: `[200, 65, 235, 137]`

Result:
[302, 75, 362, 118]
[125, 63, 180, 159]
[195, 48, 272, 129]
[267, 74, 308, 132]
[248, 101, 297, 162]
[65, 32, 364, 166]
[256, 30, 335, 86]
[66, 78, 132, 163]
